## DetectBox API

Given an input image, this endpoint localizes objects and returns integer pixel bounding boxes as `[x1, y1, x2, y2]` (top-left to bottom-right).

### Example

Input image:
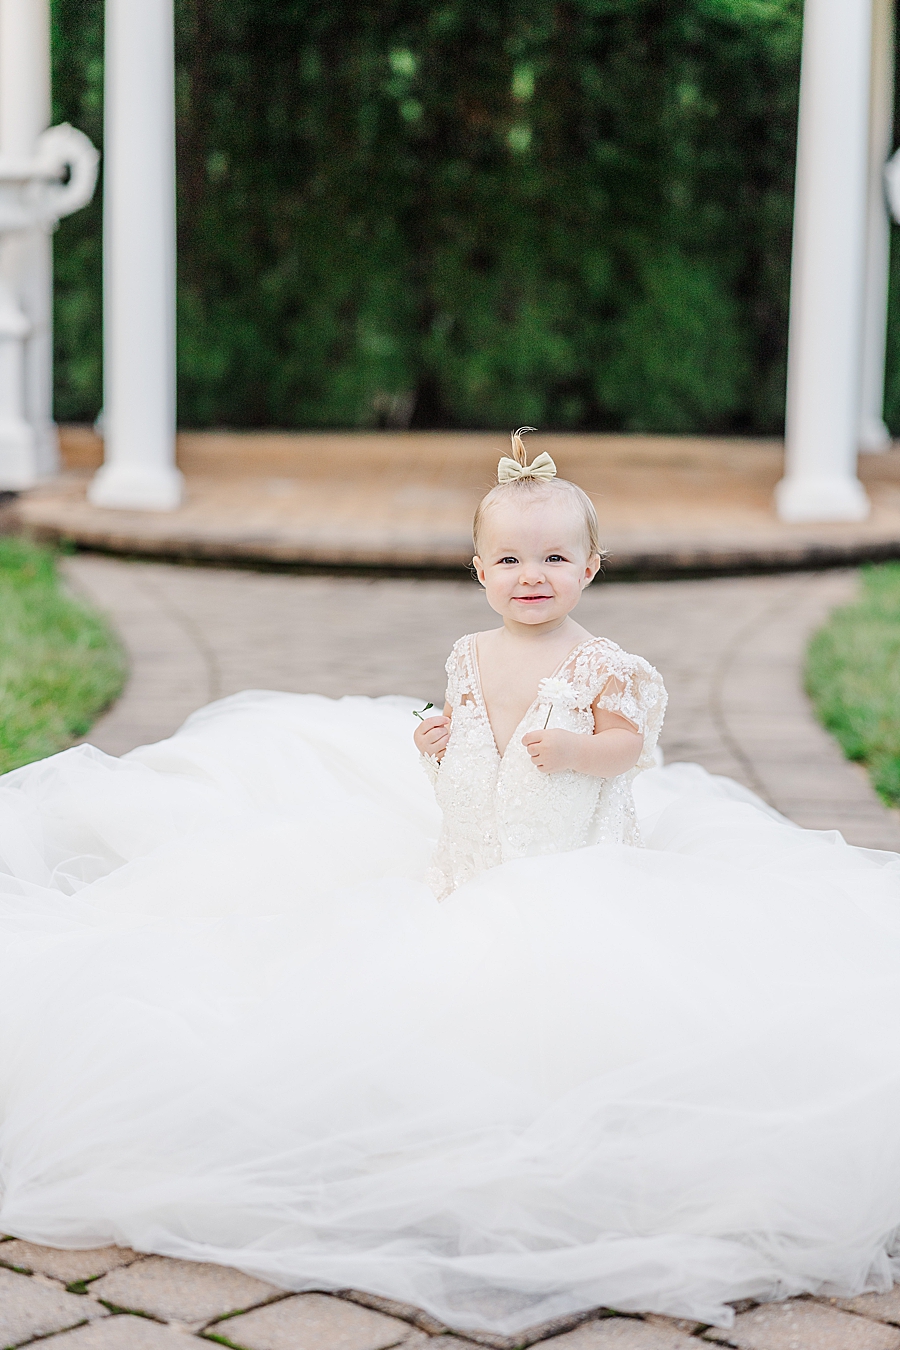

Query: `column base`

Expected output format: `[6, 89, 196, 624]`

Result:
[32, 419, 60, 477]
[859, 416, 892, 453]
[0, 419, 38, 489]
[88, 462, 183, 511]
[775, 474, 870, 523]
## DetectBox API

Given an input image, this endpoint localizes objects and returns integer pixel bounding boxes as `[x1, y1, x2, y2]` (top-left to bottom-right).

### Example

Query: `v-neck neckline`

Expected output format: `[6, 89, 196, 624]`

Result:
[469, 632, 593, 759]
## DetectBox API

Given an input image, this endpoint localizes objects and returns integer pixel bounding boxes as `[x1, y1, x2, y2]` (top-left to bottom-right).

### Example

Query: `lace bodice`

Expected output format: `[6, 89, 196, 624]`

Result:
[424, 633, 667, 898]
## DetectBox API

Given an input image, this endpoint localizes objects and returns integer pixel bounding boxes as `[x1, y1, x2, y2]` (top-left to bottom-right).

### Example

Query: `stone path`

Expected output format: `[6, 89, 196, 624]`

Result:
[5, 1237, 900, 1350]
[64, 555, 900, 849]
[3, 556, 899, 1349]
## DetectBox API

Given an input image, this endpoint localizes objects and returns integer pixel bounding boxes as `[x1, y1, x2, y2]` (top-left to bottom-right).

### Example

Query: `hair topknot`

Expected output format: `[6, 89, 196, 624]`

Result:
[509, 426, 537, 467]
[472, 428, 606, 561]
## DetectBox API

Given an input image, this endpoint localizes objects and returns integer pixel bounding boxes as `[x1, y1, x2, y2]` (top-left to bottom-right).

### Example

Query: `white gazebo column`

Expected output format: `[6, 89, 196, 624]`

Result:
[858, 0, 895, 453]
[0, 0, 41, 485]
[0, 0, 56, 475]
[776, 0, 873, 522]
[89, 0, 182, 511]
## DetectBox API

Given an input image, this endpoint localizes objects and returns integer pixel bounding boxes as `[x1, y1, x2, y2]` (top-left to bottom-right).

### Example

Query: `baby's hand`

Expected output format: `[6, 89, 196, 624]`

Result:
[414, 714, 451, 761]
[521, 728, 583, 774]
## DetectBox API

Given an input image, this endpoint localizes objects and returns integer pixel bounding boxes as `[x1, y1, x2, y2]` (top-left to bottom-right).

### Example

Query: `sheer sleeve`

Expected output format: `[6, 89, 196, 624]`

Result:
[444, 638, 465, 710]
[570, 640, 668, 772]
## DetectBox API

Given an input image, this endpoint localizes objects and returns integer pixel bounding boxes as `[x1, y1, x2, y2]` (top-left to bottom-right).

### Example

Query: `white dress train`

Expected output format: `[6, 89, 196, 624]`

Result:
[1, 654, 899, 1334]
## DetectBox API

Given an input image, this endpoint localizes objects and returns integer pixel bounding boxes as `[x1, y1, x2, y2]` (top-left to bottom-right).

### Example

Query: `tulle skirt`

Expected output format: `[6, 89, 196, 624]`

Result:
[1, 691, 899, 1334]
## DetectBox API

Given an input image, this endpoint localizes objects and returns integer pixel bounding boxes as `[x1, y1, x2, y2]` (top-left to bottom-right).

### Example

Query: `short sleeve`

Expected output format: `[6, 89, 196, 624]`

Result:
[592, 649, 668, 771]
[444, 636, 473, 711]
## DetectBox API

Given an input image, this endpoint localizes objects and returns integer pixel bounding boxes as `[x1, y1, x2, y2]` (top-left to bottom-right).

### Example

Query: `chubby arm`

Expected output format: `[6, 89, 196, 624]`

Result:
[413, 703, 452, 761]
[522, 680, 643, 777]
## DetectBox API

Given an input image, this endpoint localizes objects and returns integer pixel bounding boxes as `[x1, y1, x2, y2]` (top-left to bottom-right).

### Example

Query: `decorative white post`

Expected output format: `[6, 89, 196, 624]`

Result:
[776, 0, 873, 522]
[0, 0, 97, 490]
[858, 0, 895, 453]
[89, 0, 182, 511]
[0, 263, 30, 486]
[0, 0, 58, 475]
[0, 0, 44, 485]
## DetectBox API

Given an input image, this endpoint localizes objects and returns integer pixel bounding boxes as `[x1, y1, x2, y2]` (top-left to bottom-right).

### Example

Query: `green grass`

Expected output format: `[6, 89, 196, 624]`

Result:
[0, 535, 127, 774]
[806, 563, 900, 808]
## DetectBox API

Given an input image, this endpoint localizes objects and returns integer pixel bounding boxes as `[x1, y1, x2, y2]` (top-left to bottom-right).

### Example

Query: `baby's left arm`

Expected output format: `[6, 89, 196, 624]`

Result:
[521, 680, 643, 777]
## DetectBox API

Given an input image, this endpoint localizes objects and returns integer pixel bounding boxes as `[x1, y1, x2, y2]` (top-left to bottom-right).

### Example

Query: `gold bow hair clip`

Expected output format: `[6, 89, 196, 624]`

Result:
[496, 450, 558, 483]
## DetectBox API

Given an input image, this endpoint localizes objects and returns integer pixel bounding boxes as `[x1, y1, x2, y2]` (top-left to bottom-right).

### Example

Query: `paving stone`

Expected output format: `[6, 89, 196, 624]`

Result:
[339, 1290, 448, 1335]
[215, 1291, 414, 1350]
[0, 1265, 108, 1347]
[455, 1311, 606, 1350]
[538, 1317, 698, 1348]
[643, 1316, 704, 1336]
[444, 1334, 512, 1349]
[43, 1316, 201, 1347]
[328, 1290, 598, 1350]
[0, 1239, 140, 1284]
[90, 1254, 282, 1323]
[704, 1299, 900, 1349]
[389, 1335, 435, 1350]
[833, 1289, 900, 1326]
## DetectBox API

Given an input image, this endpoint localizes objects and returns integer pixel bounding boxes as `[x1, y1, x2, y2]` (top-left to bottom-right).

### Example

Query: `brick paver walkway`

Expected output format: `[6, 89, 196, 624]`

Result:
[3, 557, 899, 1348]
[65, 555, 900, 849]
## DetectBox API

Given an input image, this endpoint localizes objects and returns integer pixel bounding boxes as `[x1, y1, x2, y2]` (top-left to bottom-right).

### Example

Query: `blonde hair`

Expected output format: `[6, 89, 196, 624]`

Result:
[473, 428, 606, 560]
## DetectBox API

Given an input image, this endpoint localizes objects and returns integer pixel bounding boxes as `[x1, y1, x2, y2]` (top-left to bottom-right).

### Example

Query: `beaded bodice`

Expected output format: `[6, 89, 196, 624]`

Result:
[424, 633, 667, 899]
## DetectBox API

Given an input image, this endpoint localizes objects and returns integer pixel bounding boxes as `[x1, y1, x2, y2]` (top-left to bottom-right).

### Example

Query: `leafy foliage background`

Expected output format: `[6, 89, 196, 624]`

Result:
[52, 0, 828, 433]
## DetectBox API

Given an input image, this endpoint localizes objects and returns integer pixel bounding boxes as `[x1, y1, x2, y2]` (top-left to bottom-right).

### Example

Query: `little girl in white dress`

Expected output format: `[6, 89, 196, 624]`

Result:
[1, 434, 900, 1338]
[413, 429, 666, 897]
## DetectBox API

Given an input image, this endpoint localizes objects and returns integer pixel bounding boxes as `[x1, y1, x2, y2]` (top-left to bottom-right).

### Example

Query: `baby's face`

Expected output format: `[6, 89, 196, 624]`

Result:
[473, 494, 600, 629]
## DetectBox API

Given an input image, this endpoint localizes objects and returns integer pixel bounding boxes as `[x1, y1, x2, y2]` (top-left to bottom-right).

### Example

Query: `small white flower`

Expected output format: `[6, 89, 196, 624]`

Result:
[538, 676, 577, 708]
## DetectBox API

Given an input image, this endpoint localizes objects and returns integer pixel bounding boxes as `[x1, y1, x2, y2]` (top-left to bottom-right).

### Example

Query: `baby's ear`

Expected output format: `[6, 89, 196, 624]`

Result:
[472, 555, 487, 585]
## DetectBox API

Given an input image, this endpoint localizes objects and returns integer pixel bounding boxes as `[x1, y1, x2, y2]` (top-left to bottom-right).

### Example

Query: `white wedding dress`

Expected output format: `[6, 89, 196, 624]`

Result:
[1, 633, 900, 1336]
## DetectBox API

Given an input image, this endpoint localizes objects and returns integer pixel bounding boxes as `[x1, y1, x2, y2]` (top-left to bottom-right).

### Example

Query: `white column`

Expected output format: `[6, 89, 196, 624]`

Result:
[0, 0, 48, 157]
[776, 0, 873, 522]
[17, 0, 56, 476]
[859, 0, 895, 453]
[0, 0, 44, 486]
[0, 272, 31, 486]
[89, 0, 182, 511]
[19, 225, 57, 475]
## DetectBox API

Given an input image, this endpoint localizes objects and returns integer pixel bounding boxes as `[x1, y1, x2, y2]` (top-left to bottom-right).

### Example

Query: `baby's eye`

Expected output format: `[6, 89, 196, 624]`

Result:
[499, 556, 519, 565]
[546, 554, 567, 563]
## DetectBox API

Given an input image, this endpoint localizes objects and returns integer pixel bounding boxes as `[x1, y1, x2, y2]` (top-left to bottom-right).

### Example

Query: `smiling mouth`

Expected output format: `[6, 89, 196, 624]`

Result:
[513, 595, 552, 601]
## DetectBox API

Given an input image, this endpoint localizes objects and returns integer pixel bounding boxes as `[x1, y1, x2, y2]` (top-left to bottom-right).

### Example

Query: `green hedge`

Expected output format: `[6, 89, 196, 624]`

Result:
[52, 1, 823, 433]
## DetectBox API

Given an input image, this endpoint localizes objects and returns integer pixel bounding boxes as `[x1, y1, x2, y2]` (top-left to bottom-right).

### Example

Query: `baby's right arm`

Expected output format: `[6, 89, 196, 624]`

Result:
[413, 704, 452, 761]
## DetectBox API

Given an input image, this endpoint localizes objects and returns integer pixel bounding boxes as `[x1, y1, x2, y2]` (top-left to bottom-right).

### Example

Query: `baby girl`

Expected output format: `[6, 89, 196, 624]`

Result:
[413, 428, 667, 897]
